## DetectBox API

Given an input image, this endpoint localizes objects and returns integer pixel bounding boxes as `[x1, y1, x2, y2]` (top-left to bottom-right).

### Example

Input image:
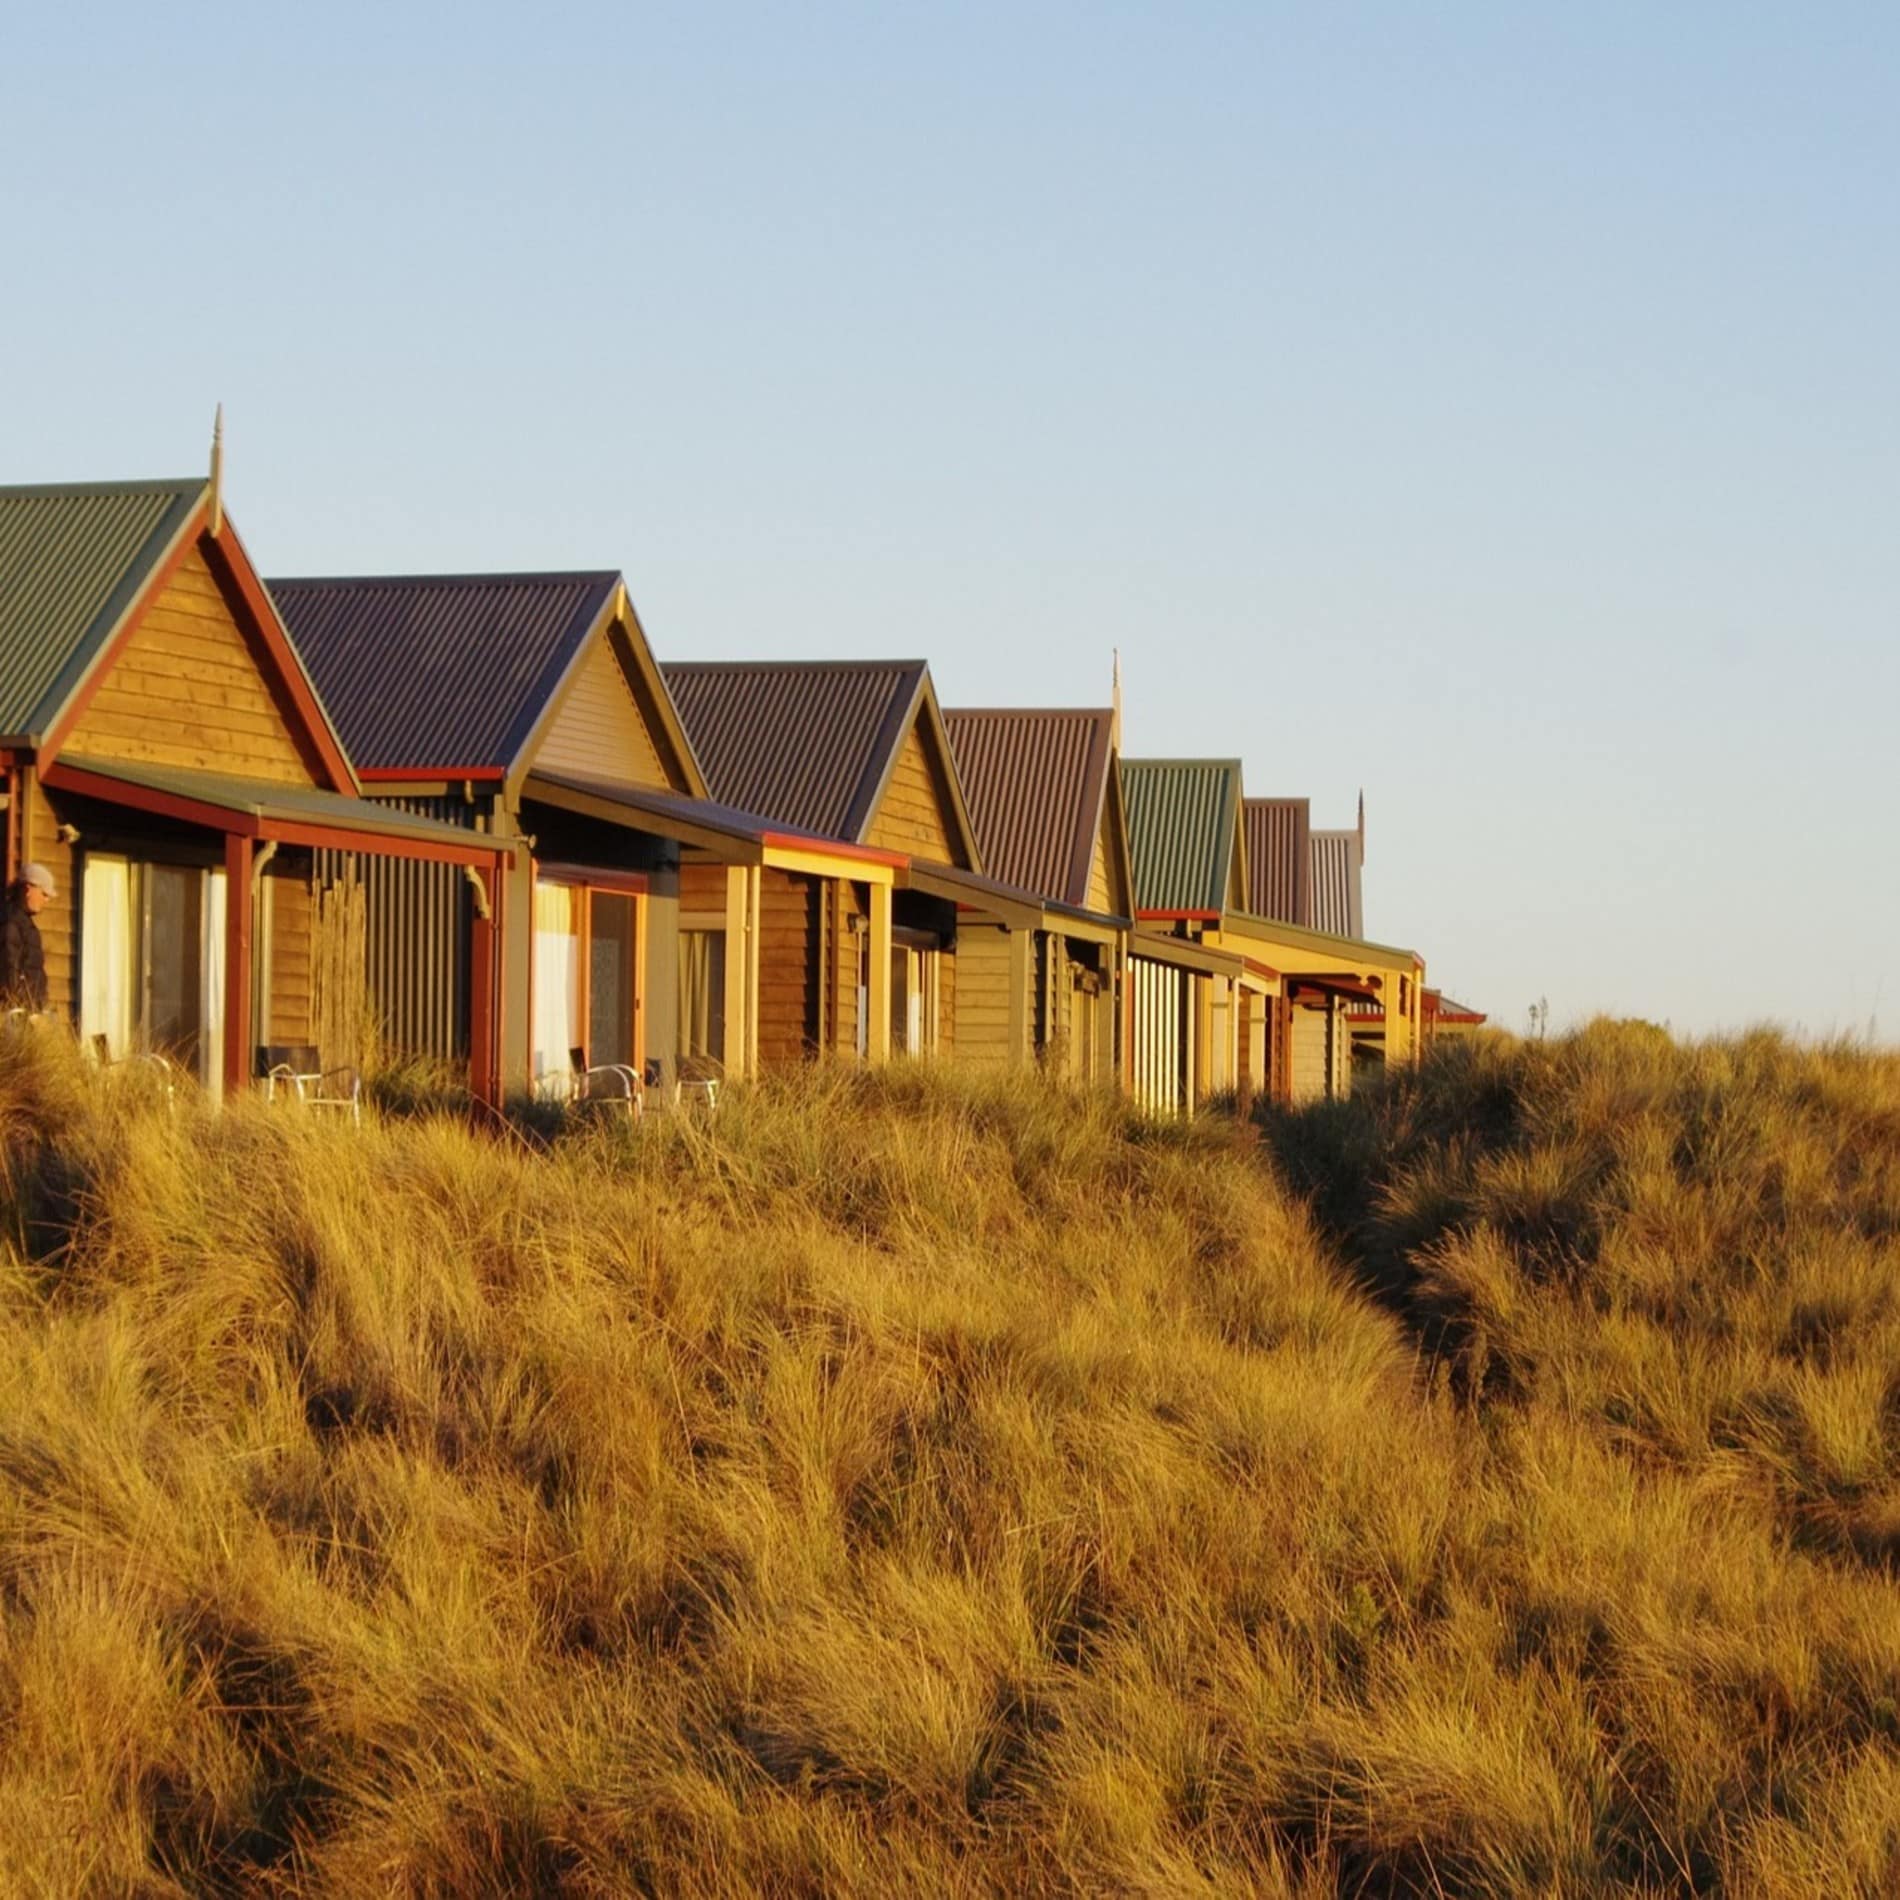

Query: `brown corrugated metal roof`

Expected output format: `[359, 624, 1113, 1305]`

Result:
[1309, 829, 1364, 938]
[663, 660, 926, 841]
[941, 708, 1113, 910]
[0, 479, 205, 740]
[268, 572, 620, 773]
[1123, 759, 1245, 916]
[1242, 797, 1311, 926]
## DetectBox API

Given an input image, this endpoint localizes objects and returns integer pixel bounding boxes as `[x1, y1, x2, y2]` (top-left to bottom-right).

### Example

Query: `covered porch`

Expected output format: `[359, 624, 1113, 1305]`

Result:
[31, 755, 515, 1104]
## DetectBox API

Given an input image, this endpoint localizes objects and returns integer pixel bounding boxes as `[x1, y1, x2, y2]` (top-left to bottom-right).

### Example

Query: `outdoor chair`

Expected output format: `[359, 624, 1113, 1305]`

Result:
[568, 1045, 643, 1118]
[89, 1032, 177, 1103]
[669, 1056, 722, 1116]
[257, 1044, 363, 1124]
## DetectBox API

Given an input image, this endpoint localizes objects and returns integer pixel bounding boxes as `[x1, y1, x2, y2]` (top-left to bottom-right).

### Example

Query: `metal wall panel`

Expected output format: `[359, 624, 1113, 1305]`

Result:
[314, 794, 473, 1063]
[1131, 956, 1188, 1116]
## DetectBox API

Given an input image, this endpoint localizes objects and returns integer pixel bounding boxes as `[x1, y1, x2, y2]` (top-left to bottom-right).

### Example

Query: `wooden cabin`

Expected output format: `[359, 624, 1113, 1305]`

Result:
[941, 707, 1135, 1084]
[1121, 759, 1281, 1111]
[0, 478, 512, 1100]
[663, 660, 992, 1066]
[270, 574, 892, 1094]
[1227, 792, 1425, 1093]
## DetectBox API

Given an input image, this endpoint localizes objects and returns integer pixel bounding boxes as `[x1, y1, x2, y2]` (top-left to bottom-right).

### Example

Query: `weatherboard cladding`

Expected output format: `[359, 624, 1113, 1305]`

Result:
[0, 479, 204, 738]
[1123, 760, 1244, 916]
[942, 709, 1110, 911]
[1310, 830, 1364, 938]
[663, 661, 924, 840]
[1242, 798, 1312, 927]
[268, 573, 619, 773]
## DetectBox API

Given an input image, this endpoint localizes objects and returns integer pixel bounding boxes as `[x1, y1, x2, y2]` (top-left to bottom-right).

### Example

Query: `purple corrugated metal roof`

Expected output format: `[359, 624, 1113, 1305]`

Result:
[1242, 797, 1312, 926]
[942, 708, 1113, 910]
[268, 572, 619, 773]
[662, 661, 925, 841]
[1309, 829, 1364, 938]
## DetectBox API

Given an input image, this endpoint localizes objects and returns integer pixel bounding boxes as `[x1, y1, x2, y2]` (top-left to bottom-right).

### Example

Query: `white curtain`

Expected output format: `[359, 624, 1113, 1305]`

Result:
[79, 855, 134, 1059]
[531, 882, 580, 1093]
[201, 870, 227, 1102]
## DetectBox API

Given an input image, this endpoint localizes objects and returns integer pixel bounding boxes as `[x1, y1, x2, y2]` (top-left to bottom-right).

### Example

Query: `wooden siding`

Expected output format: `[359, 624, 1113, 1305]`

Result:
[950, 924, 1018, 1068]
[267, 870, 315, 1048]
[938, 941, 955, 1052]
[757, 868, 819, 1066]
[866, 722, 963, 866]
[828, 880, 865, 1057]
[65, 544, 310, 784]
[1087, 828, 1114, 916]
[677, 863, 728, 915]
[1290, 1001, 1348, 1105]
[21, 771, 75, 1015]
[532, 629, 671, 788]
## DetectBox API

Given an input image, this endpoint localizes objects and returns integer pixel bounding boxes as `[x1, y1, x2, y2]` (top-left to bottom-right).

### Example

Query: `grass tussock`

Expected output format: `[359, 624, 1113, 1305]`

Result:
[1, 1026, 1898, 1893]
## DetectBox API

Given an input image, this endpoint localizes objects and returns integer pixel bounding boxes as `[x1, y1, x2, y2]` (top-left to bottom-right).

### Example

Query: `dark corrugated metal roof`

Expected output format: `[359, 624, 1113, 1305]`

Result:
[1310, 829, 1365, 938]
[1242, 797, 1312, 926]
[268, 572, 620, 773]
[0, 479, 205, 739]
[663, 661, 926, 841]
[1123, 759, 1245, 915]
[942, 708, 1112, 910]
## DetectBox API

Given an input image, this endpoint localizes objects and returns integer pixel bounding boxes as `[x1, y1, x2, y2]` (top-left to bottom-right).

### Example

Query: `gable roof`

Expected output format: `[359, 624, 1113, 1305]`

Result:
[0, 478, 207, 741]
[1310, 828, 1364, 938]
[1122, 758, 1247, 916]
[1242, 797, 1312, 926]
[664, 660, 980, 866]
[269, 572, 613, 777]
[941, 707, 1119, 913]
[269, 572, 703, 792]
[0, 477, 358, 790]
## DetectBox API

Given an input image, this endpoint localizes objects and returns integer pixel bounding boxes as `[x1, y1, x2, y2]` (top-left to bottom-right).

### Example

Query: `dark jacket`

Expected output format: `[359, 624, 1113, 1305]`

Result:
[0, 898, 48, 1011]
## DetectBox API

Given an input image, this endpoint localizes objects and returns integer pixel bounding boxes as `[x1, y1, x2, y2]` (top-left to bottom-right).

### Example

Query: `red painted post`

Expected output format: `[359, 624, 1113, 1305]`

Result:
[224, 833, 253, 1100]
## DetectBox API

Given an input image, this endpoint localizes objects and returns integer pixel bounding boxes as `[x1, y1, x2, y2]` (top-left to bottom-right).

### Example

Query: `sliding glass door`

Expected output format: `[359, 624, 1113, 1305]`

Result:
[79, 854, 227, 1093]
[532, 877, 644, 1094]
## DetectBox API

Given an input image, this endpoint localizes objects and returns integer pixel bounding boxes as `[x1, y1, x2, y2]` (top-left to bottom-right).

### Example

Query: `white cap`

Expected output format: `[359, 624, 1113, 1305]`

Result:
[20, 862, 55, 898]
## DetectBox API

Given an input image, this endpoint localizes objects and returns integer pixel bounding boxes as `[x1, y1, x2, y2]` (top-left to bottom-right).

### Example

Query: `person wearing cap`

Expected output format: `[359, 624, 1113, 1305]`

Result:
[1, 863, 55, 1013]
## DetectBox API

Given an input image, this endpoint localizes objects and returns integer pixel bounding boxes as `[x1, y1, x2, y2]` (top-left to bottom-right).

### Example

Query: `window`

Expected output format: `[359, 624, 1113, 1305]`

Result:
[678, 929, 726, 1073]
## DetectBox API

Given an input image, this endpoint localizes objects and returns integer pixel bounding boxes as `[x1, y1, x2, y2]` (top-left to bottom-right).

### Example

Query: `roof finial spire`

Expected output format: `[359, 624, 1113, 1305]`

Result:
[208, 403, 224, 537]
[1357, 786, 1366, 862]
[1111, 648, 1123, 752]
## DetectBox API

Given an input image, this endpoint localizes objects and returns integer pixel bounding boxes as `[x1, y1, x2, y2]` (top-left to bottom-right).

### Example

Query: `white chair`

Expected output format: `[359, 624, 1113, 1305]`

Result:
[568, 1045, 643, 1118]
[259, 1044, 362, 1125]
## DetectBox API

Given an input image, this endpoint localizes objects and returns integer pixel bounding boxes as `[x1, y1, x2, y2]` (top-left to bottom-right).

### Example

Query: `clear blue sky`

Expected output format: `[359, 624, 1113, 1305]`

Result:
[6, 4, 1896, 1037]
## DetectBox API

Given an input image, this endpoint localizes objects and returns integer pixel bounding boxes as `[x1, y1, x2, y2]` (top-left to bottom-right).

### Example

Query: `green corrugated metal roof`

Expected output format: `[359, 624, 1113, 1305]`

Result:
[1122, 759, 1245, 914]
[58, 755, 521, 855]
[0, 479, 206, 741]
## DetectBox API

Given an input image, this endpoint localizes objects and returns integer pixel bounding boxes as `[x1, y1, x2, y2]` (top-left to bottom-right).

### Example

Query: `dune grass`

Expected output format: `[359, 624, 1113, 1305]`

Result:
[1, 1024, 1898, 1894]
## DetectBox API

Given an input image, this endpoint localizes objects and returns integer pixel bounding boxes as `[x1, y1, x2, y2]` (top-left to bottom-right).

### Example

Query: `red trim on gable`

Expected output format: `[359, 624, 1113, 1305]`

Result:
[1137, 908, 1223, 923]
[39, 505, 357, 795]
[200, 521, 356, 792]
[40, 502, 208, 764]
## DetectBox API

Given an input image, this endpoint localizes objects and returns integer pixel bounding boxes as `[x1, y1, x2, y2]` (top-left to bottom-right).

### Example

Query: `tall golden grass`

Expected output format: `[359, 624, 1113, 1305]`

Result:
[2, 1023, 1898, 1895]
